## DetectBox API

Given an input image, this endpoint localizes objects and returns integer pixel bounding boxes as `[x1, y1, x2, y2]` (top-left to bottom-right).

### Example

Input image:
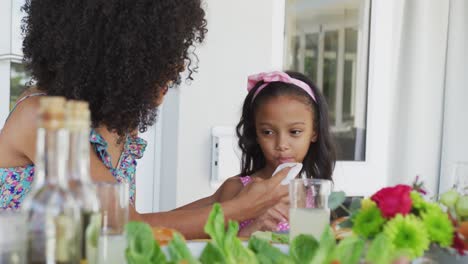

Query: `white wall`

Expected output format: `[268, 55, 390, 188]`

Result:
[174, 0, 283, 206]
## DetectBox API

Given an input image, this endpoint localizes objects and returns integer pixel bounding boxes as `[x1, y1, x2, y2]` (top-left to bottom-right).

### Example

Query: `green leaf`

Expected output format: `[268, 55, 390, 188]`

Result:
[125, 221, 156, 260]
[223, 220, 239, 257]
[150, 240, 168, 264]
[202, 203, 257, 264]
[349, 197, 362, 212]
[125, 248, 153, 264]
[289, 234, 318, 264]
[365, 233, 394, 264]
[167, 233, 200, 264]
[248, 237, 293, 264]
[204, 204, 226, 248]
[329, 191, 346, 210]
[332, 236, 365, 264]
[226, 221, 258, 264]
[199, 242, 224, 264]
[271, 232, 289, 244]
[251, 231, 273, 242]
[255, 254, 272, 264]
[251, 231, 289, 244]
[230, 238, 258, 264]
[310, 227, 336, 264]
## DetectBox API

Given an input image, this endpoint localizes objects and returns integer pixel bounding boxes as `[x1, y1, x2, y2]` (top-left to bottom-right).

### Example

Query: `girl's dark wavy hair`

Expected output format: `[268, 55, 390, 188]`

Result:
[236, 71, 336, 180]
[21, 0, 207, 136]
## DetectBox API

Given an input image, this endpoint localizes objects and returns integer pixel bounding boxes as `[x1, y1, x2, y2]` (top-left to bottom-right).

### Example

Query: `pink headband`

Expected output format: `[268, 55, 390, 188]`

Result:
[247, 71, 316, 102]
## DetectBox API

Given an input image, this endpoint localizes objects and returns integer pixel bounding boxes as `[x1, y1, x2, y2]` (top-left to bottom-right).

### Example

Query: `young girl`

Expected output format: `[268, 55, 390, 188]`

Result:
[217, 70, 336, 236]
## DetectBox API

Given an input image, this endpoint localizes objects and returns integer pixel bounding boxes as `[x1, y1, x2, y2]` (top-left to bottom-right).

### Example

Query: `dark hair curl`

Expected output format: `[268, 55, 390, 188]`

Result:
[22, 0, 207, 136]
[236, 71, 336, 180]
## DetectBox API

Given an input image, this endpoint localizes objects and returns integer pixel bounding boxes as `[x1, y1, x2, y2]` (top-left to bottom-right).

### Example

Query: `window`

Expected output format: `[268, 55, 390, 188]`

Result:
[0, 0, 28, 121]
[284, 0, 371, 161]
[10, 62, 29, 110]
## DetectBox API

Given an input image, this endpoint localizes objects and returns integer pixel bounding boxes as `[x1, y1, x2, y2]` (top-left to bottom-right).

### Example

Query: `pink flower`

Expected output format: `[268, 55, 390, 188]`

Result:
[371, 184, 413, 219]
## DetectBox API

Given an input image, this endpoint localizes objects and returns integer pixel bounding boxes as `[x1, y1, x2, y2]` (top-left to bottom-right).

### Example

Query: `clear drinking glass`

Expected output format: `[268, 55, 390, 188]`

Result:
[289, 179, 333, 240]
[0, 211, 27, 264]
[96, 182, 129, 264]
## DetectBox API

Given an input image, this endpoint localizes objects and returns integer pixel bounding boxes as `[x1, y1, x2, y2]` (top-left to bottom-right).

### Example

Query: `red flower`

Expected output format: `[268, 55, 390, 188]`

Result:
[371, 184, 413, 219]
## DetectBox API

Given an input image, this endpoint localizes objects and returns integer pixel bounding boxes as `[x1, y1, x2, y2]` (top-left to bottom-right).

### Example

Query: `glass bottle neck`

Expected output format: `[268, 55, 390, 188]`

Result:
[34, 128, 69, 188]
[68, 129, 91, 183]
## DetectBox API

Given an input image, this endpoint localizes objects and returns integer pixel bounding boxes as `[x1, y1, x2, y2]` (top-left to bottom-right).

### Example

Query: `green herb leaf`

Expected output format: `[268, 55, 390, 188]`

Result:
[310, 227, 336, 264]
[223, 221, 239, 256]
[329, 191, 346, 210]
[204, 204, 226, 249]
[365, 233, 394, 264]
[150, 240, 168, 264]
[125, 249, 153, 264]
[230, 237, 258, 264]
[248, 236, 293, 264]
[251, 231, 272, 242]
[271, 232, 289, 244]
[168, 233, 200, 264]
[349, 197, 362, 212]
[251, 231, 289, 244]
[202, 203, 258, 264]
[199, 242, 224, 264]
[289, 234, 318, 263]
[125, 221, 158, 263]
[331, 236, 365, 264]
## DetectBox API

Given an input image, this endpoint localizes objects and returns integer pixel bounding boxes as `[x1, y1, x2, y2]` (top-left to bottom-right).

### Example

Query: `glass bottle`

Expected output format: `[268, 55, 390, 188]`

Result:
[65, 101, 101, 264]
[22, 96, 81, 264]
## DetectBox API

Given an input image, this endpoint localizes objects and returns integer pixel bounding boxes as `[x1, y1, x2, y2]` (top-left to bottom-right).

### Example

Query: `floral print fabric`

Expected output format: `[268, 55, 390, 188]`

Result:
[0, 129, 147, 210]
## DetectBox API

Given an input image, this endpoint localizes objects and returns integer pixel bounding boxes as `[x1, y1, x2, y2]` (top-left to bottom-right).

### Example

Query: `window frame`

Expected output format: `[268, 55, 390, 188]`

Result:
[279, 0, 399, 196]
[283, 0, 371, 155]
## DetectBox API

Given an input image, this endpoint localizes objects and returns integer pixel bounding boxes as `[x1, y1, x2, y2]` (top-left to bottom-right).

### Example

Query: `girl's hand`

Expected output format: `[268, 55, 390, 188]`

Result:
[238, 198, 289, 237]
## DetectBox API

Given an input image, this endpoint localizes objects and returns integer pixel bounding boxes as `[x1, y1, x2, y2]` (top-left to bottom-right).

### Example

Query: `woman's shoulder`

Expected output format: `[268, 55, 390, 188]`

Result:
[7, 87, 45, 125]
[0, 94, 42, 166]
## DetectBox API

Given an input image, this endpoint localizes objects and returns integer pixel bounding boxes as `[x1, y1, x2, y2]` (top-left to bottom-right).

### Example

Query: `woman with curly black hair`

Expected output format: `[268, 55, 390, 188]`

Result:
[0, 0, 290, 239]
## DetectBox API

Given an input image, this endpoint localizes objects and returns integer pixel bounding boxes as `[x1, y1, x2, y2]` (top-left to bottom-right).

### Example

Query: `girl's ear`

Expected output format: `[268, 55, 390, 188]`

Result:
[311, 130, 318, 143]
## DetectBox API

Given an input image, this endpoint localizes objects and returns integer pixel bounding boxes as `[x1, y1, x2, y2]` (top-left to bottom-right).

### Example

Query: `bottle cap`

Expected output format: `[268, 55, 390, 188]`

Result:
[65, 100, 91, 130]
[38, 96, 66, 130]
